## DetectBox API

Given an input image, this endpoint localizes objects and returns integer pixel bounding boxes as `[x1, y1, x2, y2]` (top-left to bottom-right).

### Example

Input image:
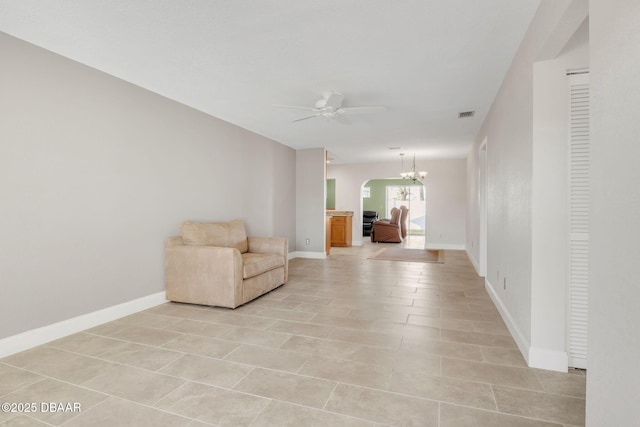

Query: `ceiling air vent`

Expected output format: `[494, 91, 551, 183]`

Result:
[458, 111, 475, 118]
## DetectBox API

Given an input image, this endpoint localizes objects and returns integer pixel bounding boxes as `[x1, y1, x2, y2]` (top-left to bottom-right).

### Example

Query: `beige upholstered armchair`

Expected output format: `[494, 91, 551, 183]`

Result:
[165, 219, 288, 309]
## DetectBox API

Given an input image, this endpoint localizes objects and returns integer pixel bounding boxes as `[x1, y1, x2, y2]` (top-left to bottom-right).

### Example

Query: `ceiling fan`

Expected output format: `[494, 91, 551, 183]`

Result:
[274, 92, 386, 125]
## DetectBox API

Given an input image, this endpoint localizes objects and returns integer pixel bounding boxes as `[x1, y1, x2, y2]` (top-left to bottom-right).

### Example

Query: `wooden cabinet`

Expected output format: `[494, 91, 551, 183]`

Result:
[330, 215, 352, 247]
[326, 216, 331, 255]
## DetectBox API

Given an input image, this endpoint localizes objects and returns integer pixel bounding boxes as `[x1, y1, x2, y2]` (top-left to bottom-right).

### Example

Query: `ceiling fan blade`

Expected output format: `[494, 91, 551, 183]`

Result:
[273, 104, 317, 111]
[324, 92, 344, 109]
[292, 114, 319, 122]
[338, 106, 387, 114]
[331, 114, 351, 125]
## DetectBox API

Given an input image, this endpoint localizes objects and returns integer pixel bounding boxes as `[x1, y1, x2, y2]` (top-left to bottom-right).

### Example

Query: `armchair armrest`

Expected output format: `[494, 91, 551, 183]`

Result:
[247, 237, 288, 282]
[165, 245, 243, 308]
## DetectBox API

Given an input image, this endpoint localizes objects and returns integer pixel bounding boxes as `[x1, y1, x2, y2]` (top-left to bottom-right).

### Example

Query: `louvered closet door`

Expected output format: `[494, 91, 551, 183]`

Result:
[568, 72, 590, 369]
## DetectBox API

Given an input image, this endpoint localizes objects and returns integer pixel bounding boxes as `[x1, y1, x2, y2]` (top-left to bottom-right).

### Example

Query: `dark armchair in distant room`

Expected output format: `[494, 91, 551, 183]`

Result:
[362, 210, 378, 236]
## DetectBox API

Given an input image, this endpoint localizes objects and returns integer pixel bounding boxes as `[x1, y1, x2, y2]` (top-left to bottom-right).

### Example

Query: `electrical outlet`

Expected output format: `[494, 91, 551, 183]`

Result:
[503, 277, 507, 290]
[305, 238, 310, 245]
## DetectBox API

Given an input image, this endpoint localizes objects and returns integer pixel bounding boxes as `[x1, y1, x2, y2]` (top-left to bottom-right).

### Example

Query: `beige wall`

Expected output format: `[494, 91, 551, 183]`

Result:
[0, 33, 296, 339]
[588, 0, 640, 424]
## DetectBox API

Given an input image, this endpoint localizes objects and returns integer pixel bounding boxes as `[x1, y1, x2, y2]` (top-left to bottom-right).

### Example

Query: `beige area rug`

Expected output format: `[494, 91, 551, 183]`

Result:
[368, 248, 445, 263]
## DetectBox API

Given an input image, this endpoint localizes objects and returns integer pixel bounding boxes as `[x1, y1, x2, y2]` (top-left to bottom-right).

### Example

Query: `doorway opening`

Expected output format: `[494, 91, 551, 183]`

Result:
[361, 178, 426, 248]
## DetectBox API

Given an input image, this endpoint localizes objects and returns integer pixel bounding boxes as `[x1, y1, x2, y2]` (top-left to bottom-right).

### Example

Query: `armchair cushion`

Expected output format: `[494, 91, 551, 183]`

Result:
[242, 253, 285, 279]
[180, 219, 248, 253]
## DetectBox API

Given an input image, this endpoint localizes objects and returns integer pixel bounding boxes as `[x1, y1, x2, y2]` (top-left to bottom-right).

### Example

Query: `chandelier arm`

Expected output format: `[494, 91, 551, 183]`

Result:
[399, 153, 427, 183]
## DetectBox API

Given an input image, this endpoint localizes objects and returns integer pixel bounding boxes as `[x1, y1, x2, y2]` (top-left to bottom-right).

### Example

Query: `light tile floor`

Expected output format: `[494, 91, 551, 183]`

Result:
[0, 238, 586, 426]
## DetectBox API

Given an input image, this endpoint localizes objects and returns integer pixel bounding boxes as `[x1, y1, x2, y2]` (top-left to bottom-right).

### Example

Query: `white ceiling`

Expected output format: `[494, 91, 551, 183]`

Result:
[0, 1, 541, 164]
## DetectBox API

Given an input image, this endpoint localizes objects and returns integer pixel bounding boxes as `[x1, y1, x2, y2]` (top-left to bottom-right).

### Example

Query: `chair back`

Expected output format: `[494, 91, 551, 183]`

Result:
[180, 219, 248, 253]
[363, 211, 378, 222]
[399, 205, 409, 238]
[389, 208, 401, 225]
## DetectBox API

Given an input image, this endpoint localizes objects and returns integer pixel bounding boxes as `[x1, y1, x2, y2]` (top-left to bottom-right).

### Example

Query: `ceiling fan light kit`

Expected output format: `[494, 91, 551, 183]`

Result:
[274, 92, 386, 125]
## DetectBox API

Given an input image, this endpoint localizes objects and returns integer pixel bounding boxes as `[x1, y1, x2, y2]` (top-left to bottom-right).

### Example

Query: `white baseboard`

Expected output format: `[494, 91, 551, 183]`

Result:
[465, 246, 481, 275]
[352, 239, 363, 246]
[528, 347, 569, 372]
[484, 278, 530, 364]
[289, 251, 327, 260]
[484, 278, 569, 372]
[425, 243, 465, 250]
[0, 291, 167, 359]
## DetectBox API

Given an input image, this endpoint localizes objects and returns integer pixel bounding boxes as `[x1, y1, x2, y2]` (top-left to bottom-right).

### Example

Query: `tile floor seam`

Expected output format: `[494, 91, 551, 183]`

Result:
[8, 347, 120, 371]
[489, 383, 499, 412]
[440, 401, 568, 425]
[0, 375, 130, 426]
[104, 333, 300, 372]
[292, 352, 315, 375]
[25, 414, 56, 427]
[0, 369, 47, 399]
[440, 354, 534, 371]
[255, 396, 379, 426]
[245, 397, 273, 427]
[321, 382, 340, 410]
[120, 312, 186, 323]
[169, 328, 295, 350]
[2, 365, 113, 400]
[47, 338, 187, 362]
[60, 388, 211, 427]
[5, 350, 207, 405]
[329, 379, 448, 405]
[153, 364, 338, 401]
[208, 375, 334, 405]
[0, 378, 50, 403]
[94, 331, 181, 349]
[150, 353, 191, 374]
[156, 361, 256, 390]
[227, 366, 257, 390]
[492, 383, 588, 400]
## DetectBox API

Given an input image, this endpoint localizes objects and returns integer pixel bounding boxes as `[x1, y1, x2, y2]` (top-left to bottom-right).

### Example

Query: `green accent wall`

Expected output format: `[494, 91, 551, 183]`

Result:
[363, 179, 421, 218]
[326, 178, 336, 209]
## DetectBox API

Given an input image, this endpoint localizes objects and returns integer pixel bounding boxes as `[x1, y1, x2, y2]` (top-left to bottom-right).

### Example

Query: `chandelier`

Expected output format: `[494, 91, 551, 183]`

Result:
[399, 153, 427, 183]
